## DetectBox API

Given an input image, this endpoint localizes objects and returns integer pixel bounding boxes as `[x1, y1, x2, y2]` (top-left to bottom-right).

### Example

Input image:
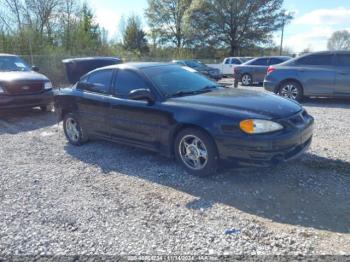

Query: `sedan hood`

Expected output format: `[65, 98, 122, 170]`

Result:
[0, 71, 49, 82]
[169, 88, 302, 119]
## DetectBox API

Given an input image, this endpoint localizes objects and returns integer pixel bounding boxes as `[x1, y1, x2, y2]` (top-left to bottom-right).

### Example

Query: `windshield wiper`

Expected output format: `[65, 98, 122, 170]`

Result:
[170, 85, 217, 98]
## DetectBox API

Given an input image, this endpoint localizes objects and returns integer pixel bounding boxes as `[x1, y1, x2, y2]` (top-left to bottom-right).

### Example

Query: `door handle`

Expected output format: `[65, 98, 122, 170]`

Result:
[339, 72, 348, 75]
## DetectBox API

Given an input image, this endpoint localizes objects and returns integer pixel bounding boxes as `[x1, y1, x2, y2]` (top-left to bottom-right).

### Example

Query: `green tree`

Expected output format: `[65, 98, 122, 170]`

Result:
[122, 15, 149, 54]
[187, 0, 289, 55]
[327, 30, 350, 51]
[145, 0, 192, 48]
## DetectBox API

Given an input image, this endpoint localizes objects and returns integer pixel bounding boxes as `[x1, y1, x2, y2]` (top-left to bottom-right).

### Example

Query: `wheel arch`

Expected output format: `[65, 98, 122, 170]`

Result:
[168, 123, 218, 157]
[277, 78, 304, 95]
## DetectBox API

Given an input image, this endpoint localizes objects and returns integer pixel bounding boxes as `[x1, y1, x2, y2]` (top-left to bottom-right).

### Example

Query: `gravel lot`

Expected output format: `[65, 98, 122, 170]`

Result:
[0, 84, 350, 256]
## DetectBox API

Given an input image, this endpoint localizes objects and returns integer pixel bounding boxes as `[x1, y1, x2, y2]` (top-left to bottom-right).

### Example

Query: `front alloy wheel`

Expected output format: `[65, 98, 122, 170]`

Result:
[175, 128, 218, 176]
[179, 135, 208, 170]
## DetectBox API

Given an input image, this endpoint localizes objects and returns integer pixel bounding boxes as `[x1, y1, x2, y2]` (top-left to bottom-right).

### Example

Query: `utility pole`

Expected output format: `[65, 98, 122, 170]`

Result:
[280, 15, 286, 56]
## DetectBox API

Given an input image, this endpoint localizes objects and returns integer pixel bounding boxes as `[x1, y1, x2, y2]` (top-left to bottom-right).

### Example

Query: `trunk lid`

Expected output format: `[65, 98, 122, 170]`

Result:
[62, 57, 122, 84]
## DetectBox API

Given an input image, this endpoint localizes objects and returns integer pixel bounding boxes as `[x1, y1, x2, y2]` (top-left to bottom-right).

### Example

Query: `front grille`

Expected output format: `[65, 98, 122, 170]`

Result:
[6, 82, 44, 95]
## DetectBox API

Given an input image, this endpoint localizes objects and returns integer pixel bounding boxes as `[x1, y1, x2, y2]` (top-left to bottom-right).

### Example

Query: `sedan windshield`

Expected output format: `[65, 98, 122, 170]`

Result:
[184, 60, 204, 68]
[143, 65, 219, 98]
[0, 56, 31, 72]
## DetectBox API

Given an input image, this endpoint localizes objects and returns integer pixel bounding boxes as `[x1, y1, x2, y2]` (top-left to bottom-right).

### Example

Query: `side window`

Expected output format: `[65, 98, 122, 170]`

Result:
[251, 58, 268, 66]
[224, 59, 230, 64]
[269, 58, 283, 65]
[84, 69, 113, 94]
[297, 54, 333, 66]
[231, 59, 241, 64]
[336, 54, 350, 67]
[114, 70, 149, 98]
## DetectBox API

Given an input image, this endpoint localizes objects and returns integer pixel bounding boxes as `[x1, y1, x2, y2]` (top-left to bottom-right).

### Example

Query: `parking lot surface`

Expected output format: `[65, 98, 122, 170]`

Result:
[0, 85, 350, 256]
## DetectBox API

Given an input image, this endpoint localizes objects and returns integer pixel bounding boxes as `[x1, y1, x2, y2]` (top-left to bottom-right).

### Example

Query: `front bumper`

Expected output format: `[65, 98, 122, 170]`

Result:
[216, 117, 314, 167]
[0, 90, 54, 109]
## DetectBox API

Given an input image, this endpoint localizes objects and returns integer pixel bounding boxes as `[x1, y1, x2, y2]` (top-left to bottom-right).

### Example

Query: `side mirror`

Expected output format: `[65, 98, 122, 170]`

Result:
[32, 66, 39, 72]
[129, 89, 155, 104]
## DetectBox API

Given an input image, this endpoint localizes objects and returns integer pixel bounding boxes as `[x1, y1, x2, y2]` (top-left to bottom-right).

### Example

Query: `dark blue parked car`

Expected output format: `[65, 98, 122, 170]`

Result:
[55, 63, 314, 176]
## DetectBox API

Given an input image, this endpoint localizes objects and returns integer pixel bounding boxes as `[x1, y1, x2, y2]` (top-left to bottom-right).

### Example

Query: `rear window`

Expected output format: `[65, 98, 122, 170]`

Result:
[249, 58, 268, 66]
[84, 69, 114, 94]
[269, 58, 284, 65]
[297, 54, 333, 66]
[336, 54, 350, 67]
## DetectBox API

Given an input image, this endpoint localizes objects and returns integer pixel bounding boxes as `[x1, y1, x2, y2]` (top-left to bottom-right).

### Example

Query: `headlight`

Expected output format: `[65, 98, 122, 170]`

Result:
[0, 86, 5, 94]
[240, 119, 284, 134]
[44, 82, 53, 90]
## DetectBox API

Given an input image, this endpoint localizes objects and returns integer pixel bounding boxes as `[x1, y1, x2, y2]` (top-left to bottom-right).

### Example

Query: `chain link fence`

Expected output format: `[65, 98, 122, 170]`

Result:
[18, 55, 228, 87]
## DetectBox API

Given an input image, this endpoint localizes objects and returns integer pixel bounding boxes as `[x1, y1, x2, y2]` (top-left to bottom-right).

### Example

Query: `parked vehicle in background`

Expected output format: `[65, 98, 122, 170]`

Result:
[240, 57, 254, 63]
[0, 54, 54, 111]
[264, 51, 350, 101]
[62, 57, 122, 84]
[234, 56, 291, 87]
[207, 57, 244, 76]
[172, 60, 222, 81]
[55, 62, 314, 176]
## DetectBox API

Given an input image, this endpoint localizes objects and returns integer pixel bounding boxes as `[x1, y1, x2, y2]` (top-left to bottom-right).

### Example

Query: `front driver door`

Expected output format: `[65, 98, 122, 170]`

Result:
[106, 69, 165, 151]
[76, 69, 114, 139]
[334, 54, 350, 95]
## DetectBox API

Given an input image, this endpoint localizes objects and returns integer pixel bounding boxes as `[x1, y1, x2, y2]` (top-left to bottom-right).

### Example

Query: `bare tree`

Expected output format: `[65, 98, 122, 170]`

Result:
[328, 30, 350, 51]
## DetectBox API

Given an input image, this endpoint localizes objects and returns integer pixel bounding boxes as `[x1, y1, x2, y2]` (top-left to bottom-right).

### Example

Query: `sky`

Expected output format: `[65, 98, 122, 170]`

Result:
[89, 0, 350, 53]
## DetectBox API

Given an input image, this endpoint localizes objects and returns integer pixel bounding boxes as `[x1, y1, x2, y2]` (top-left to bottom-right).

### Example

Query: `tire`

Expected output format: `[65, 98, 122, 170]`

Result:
[241, 73, 252, 86]
[40, 103, 54, 112]
[174, 128, 218, 177]
[63, 113, 88, 146]
[278, 81, 303, 102]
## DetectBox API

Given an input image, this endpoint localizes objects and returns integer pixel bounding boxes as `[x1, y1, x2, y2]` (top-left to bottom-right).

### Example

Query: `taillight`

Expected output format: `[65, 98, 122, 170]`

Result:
[267, 66, 276, 74]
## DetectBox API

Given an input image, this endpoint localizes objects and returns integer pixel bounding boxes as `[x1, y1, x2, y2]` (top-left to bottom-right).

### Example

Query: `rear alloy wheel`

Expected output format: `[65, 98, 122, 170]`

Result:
[175, 128, 218, 176]
[278, 81, 303, 102]
[63, 113, 88, 146]
[241, 74, 252, 86]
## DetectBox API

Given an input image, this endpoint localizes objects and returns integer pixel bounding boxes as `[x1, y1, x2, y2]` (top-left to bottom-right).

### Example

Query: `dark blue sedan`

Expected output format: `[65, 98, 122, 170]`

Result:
[55, 63, 314, 176]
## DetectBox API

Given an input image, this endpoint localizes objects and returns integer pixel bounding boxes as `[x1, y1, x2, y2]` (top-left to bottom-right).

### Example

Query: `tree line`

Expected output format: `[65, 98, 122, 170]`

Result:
[0, 0, 294, 60]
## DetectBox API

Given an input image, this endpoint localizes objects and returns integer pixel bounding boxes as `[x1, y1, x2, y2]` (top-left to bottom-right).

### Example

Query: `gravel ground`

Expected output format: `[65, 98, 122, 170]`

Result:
[0, 85, 350, 256]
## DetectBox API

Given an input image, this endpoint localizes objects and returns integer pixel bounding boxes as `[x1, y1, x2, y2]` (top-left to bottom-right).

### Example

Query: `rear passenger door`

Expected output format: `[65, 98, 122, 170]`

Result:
[295, 54, 336, 96]
[334, 54, 350, 95]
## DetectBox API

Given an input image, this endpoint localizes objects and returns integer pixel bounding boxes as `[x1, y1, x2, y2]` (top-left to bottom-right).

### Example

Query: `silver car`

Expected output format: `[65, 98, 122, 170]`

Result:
[264, 51, 350, 101]
[233, 56, 291, 87]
